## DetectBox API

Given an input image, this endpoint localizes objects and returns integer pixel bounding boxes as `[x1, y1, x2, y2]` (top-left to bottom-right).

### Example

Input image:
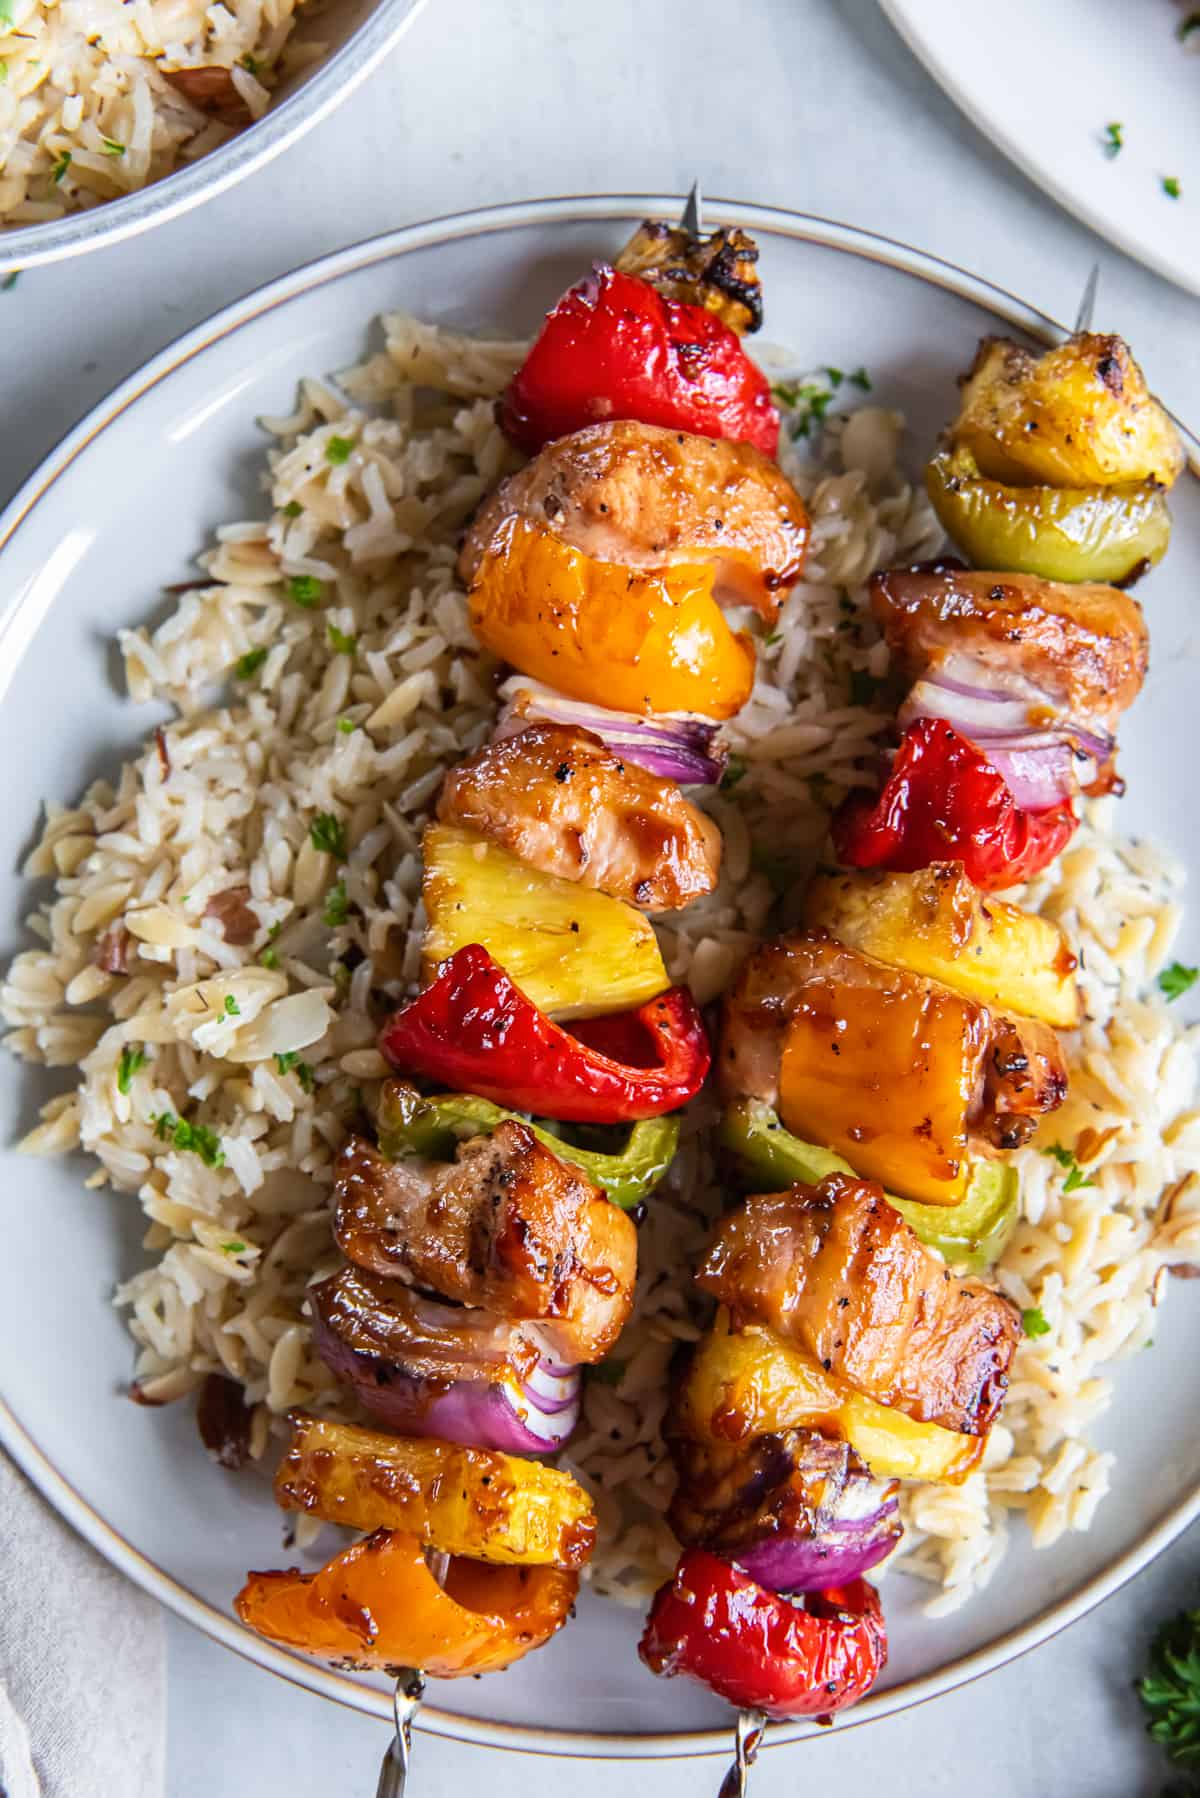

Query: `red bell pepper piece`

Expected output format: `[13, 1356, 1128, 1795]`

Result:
[639, 1551, 886, 1722]
[378, 944, 710, 1124]
[499, 265, 780, 459]
[832, 717, 1077, 892]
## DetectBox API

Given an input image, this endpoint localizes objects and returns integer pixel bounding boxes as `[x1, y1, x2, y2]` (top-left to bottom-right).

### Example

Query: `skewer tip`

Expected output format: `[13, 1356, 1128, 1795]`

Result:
[680, 180, 703, 239]
[1073, 261, 1101, 336]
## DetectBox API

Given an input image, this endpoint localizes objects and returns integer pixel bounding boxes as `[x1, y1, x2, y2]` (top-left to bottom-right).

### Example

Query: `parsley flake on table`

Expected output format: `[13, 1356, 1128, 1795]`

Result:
[1022, 1306, 1051, 1339]
[309, 812, 346, 860]
[288, 574, 323, 607]
[234, 646, 268, 679]
[327, 623, 357, 655]
[1137, 1606, 1200, 1769]
[325, 434, 354, 466]
[116, 1046, 146, 1094]
[1103, 121, 1124, 157]
[1164, 176, 1183, 199]
[1159, 962, 1198, 1002]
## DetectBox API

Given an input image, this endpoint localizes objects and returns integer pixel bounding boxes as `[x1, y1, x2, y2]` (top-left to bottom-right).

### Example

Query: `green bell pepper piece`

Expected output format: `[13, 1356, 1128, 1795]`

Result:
[377, 1080, 679, 1211]
[719, 1098, 1017, 1274]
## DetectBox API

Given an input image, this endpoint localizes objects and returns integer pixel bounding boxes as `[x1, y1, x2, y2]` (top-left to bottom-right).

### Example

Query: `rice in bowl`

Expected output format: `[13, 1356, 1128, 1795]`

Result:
[4, 313, 1200, 1612]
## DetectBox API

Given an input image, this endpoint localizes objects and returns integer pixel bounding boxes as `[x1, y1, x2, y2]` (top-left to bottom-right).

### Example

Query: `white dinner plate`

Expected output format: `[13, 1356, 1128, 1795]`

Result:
[881, 0, 1200, 296]
[2, 198, 1200, 1761]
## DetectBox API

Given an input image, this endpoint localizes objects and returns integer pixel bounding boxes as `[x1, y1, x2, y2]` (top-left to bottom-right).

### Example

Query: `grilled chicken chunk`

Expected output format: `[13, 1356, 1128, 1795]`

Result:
[696, 1176, 1021, 1435]
[459, 419, 809, 620]
[332, 1123, 637, 1363]
[666, 1425, 898, 1561]
[437, 723, 722, 911]
[718, 931, 1067, 1205]
[310, 1263, 541, 1387]
[871, 566, 1148, 731]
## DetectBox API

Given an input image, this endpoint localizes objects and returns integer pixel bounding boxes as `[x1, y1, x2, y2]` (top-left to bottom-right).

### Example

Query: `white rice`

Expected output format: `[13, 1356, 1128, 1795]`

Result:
[0, 0, 322, 227]
[4, 314, 1198, 1615]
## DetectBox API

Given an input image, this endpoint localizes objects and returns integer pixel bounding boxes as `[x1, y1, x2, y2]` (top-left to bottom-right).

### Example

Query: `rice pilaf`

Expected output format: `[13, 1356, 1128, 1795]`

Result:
[4, 314, 1199, 1609]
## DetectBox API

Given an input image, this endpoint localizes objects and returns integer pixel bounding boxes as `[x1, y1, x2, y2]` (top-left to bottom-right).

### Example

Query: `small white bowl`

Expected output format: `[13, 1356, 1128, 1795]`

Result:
[0, 0, 428, 273]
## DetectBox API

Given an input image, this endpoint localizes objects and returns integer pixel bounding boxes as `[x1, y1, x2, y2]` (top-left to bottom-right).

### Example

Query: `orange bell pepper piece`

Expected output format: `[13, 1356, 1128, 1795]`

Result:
[235, 1528, 578, 1676]
[467, 514, 755, 719]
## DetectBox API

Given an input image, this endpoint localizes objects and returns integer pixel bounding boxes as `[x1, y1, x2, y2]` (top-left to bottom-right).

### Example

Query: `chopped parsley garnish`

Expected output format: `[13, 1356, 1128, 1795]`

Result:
[51, 150, 71, 185]
[281, 500, 302, 518]
[771, 378, 836, 441]
[101, 137, 125, 157]
[720, 755, 748, 792]
[849, 668, 886, 707]
[336, 717, 357, 734]
[116, 1046, 146, 1094]
[260, 947, 279, 970]
[222, 1239, 247, 1255]
[274, 1051, 315, 1091]
[238, 52, 259, 73]
[849, 367, 872, 391]
[764, 630, 782, 647]
[288, 574, 323, 607]
[309, 812, 346, 860]
[1042, 1142, 1096, 1192]
[234, 646, 268, 679]
[1103, 121, 1124, 157]
[0, 60, 9, 81]
[325, 434, 354, 465]
[1164, 175, 1183, 199]
[1180, 10, 1200, 39]
[1022, 1306, 1051, 1339]
[323, 880, 349, 927]
[1, 272, 17, 292]
[823, 366, 844, 387]
[1159, 962, 1198, 1002]
[327, 623, 358, 655]
[223, 994, 240, 1017]
[149, 1111, 226, 1168]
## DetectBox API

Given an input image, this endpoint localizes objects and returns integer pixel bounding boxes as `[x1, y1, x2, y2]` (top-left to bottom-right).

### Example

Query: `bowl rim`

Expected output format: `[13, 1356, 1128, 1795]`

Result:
[2, 192, 1198, 1760]
[0, 0, 430, 273]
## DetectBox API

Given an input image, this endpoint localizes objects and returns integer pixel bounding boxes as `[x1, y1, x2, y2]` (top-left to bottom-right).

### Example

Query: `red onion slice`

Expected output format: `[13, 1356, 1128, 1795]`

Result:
[734, 1486, 901, 1593]
[496, 680, 725, 785]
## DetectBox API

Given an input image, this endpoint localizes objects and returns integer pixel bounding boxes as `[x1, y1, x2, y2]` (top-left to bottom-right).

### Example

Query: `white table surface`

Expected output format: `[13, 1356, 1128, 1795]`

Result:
[5, 1, 1200, 1792]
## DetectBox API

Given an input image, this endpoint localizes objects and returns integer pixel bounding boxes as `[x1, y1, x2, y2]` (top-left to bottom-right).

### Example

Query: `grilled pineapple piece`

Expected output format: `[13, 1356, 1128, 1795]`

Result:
[422, 824, 668, 1021]
[805, 863, 1079, 1028]
[677, 1313, 983, 1485]
[950, 333, 1184, 490]
[274, 1417, 596, 1569]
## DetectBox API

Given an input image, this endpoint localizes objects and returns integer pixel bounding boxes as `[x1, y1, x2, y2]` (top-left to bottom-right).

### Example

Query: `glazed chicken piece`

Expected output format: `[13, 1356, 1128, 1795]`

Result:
[309, 1263, 542, 1387]
[437, 723, 722, 911]
[459, 419, 809, 621]
[696, 1175, 1021, 1435]
[332, 1123, 637, 1363]
[666, 1425, 899, 1560]
[870, 566, 1148, 735]
[719, 931, 1067, 1206]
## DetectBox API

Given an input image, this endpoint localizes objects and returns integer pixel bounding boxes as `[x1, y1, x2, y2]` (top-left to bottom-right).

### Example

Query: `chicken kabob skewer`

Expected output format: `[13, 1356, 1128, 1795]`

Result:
[231, 189, 798, 1785]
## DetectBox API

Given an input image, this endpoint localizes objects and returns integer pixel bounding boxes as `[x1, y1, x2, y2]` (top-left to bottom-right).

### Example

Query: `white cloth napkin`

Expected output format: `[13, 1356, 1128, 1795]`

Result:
[0, 1450, 166, 1798]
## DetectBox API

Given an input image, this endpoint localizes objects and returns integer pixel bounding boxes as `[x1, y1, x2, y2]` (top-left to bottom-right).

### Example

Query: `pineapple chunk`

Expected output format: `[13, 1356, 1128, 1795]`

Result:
[422, 824, 669, 1021]
[805, 863, 1079, 1029]
[274, 1416, 596, 1569]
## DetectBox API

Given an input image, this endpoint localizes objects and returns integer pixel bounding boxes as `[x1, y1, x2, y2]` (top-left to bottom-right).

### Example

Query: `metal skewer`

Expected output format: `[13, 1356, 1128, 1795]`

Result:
[716, 1708, 766, 1798]
[680, 179, 703, 238]
[1073, 261, 1100, 335]
[375, 1668, 426, 1798]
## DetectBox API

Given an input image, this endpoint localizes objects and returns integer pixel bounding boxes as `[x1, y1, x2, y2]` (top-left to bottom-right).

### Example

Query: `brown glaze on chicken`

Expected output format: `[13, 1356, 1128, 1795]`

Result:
[437, 723, 722, 911]
[696, 1176, 1021, 1434]
[666, 1424, 898, 1560]
[332, 1124, 637, 1364]
[718, 931, 1067, 1205]
[459, 420, 809, 620]
[871, 566, 1148, 729]
[310, 1264, 541, 1386]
